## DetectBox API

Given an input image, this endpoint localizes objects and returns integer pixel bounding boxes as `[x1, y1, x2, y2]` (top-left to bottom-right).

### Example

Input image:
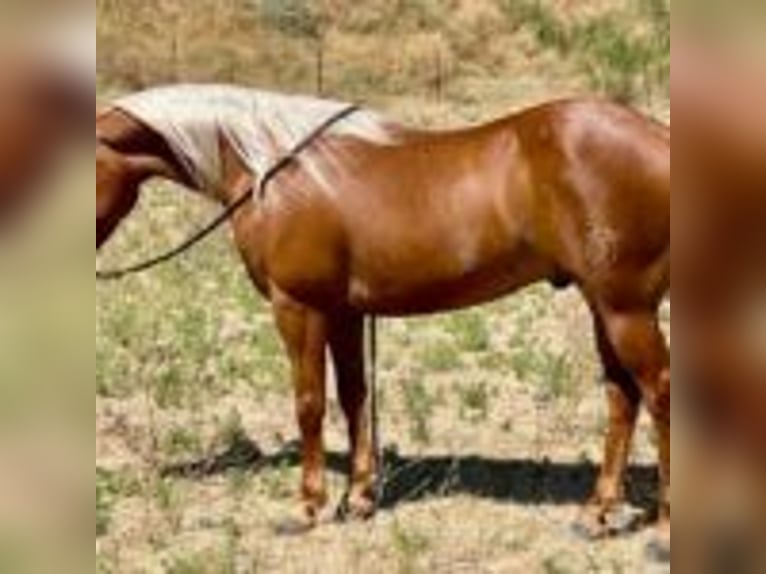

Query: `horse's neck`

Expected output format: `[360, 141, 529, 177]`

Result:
[98, 109, 197, 191]
[112, 86, 418, 209]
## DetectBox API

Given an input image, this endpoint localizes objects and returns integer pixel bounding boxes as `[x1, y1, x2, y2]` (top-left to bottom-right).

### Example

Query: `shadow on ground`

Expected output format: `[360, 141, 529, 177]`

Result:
[160, 435, 658, 511]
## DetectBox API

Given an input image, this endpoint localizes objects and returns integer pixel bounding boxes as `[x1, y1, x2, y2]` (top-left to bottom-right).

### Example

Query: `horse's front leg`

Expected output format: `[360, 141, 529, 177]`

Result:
[272, 289, 330, 526]
[328, 312, 377, 520]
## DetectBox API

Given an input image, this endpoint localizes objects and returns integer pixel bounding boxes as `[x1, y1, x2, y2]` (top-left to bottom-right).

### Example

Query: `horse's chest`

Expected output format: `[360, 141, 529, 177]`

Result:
[239, 198, 350, 306]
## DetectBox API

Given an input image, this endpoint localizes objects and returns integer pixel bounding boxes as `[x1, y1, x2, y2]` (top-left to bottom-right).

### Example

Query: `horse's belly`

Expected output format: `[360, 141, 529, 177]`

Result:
[349, 247, 551, 316]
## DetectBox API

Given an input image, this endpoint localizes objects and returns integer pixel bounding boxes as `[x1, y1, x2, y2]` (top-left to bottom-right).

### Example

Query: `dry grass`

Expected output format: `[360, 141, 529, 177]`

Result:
[97, 0, 668, 106]
[97, 227, 669, 573]
[96, 131, 669, 573]
[97, 1, 669, 572]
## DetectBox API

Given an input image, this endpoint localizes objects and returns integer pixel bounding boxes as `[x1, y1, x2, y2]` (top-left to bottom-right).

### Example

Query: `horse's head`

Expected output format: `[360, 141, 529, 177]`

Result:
[96, 107, 195, 249]
[96, 140, 140, 249]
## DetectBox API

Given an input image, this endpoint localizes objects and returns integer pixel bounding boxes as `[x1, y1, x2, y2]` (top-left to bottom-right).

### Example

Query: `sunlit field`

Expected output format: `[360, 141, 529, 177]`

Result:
[97, 1, 669, 571]
[96, 144, 668, 574]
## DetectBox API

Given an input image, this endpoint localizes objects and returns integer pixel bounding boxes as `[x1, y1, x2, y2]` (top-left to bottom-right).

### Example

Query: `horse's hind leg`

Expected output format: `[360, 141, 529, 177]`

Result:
[328, 312, 377, 520]
[597, 306, 670, 548]
[272, 289, 330, 527]
[577, 311, 643, 538]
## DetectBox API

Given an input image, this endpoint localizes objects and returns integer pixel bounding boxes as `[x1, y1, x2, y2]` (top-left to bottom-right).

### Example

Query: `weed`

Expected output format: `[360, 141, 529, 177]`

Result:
[419, 340, 462, 372]
[161, 426, 203, 460]
[153, 362, 187, 410]
[165, 549, 236, 574]
[574, 17, 651, 103]
[262, 460, 294, 500]
[448, 311, 491, 353]
[511, 343, 573, 401]
[217, 408, 248, 452]
[542, 556, 572, 574]
[501, 0, 669, 102]
[502, 0, 570, 53]
[96, 3, 668, 570]
[401, 375, 437, 446]
[226, 468, 252, 500]
[97, 468, 141, 538]
[391, 519, 430, 574]
[458, 380, 490, 423]
[154, 477, 184, 534]
[96, 469, 114, 538]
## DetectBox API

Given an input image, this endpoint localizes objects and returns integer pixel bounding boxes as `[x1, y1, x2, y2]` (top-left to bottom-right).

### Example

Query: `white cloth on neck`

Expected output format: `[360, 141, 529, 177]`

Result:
[114, 85, 396, 191]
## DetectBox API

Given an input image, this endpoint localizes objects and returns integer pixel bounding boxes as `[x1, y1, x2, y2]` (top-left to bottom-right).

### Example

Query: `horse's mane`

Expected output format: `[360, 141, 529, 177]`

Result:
[108, 85, 403, 191]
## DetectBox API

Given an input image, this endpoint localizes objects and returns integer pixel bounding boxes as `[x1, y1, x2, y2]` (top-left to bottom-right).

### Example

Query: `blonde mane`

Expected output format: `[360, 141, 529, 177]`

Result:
[112, 85, 400, 193]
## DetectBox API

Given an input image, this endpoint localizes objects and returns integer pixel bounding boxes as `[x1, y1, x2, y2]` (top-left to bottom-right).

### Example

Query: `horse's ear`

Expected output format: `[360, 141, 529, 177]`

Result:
[96, 106, 112, 134]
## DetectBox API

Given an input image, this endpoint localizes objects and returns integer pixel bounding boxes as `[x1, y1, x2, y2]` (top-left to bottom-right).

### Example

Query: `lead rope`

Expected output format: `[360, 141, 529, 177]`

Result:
[368, 314, 384, 508]
[97, 104, 360, 281]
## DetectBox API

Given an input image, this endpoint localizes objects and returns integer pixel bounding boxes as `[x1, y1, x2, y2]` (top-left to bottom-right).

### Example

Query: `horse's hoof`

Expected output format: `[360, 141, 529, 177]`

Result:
[336, 494, 376, 523]
[604, 505, 643, 534]
[571, 518, 607, 542]
[273, 503, 333, 536]
[272, 514, 316, 537]
[571, 505, 641, 541]
[646, 537, 670, 563]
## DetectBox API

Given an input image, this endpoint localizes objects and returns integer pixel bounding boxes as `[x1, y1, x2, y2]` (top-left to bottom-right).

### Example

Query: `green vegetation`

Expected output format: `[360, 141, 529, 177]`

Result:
[419, 340, 463, 372]
[401, 374, 438, 446]
[391, 519, 431, 574]
[96, 2, 668, 571]
[448, 311, 491, 353]
[98, 0, 669, 106]
[97, 468, 141, 538]
[458, 380, 490, 423]
[501, 0, 670, 102]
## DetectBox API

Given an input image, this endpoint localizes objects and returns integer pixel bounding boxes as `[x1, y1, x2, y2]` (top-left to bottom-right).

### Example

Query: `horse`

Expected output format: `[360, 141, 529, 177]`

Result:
[0, 12, 93, 227]
[673, 38, 766, 568]
[96, 85, 670, 549]
[674, 39, 766, 460]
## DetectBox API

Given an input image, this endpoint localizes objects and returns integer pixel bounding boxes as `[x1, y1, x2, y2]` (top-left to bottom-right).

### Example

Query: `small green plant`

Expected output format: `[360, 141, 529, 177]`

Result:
[96, 554, 117, 574]
[574, 17, 651, 103]
[217, 408, 249, 452]
[96, 469, 114, 538]
[542, 556, 572, 574]
[165, 549, 236, 574]
[502, 0, 570, 52]
[448, 312, 491, 353]
[501, 0, 669, 102]
[226, 468, 252, 500]
[165, 555, 207, 574]
[419, 340, 462, 372]
[262, 460, 294, 500]
[223, 517, 242, 574]
[161, 426, 203, 460]
[458, 380, 490, 423]
[153, 477, 184, 534]
[97, 468, 141, 538]
[538, 352, 572, 401]
[401, 376, 437, 446]
[153, 362, 186, 410]
[511, 344, 573, 401]
[96, 348, 111, 398]
[391, 519, 430, 574]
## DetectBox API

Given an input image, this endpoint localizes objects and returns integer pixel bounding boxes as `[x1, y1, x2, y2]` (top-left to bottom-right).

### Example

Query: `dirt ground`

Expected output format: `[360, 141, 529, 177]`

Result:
[97, 21, 670, 565]
[97, 170, 670, 573]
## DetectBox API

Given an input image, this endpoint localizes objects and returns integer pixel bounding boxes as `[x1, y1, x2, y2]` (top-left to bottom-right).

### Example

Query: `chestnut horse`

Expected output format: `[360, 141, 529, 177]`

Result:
[0, 14, 92, 225]
[675, 40, 766, 456]
[96, 87, 669, 546]
[673, 38, 766, 569]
